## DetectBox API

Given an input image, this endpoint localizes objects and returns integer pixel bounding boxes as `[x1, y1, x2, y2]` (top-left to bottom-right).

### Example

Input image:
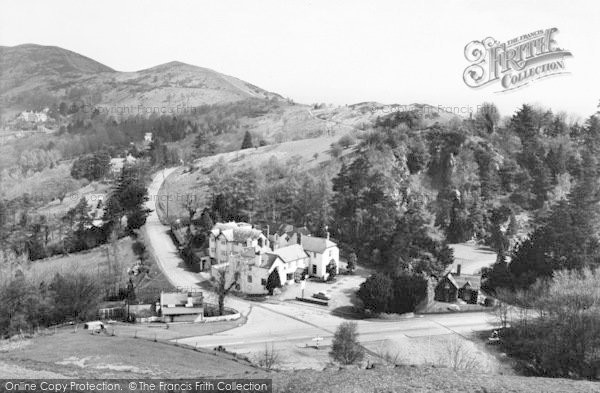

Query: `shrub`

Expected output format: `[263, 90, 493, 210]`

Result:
[338, 134, 356, 149]
[330, 322, 364, 365]
[357, 272, 427, 314]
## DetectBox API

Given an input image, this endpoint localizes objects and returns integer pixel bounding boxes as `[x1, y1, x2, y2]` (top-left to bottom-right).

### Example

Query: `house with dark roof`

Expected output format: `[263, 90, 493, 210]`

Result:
[434, 265, 482, 304]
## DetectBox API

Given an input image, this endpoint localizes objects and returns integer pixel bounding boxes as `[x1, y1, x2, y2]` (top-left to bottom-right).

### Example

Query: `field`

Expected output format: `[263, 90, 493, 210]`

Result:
[0, 328, 259, 378]
[6, 237, 134, 283]
[3, 236, 174, 299]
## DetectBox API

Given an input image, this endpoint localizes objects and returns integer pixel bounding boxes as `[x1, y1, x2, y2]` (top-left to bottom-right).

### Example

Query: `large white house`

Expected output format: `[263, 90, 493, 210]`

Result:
[208, 222, 270, 264]
[208, 222, 340, 295]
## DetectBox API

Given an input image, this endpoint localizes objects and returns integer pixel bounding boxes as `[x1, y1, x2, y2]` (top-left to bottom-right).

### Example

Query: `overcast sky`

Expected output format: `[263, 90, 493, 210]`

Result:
[1, 0, 599, 120]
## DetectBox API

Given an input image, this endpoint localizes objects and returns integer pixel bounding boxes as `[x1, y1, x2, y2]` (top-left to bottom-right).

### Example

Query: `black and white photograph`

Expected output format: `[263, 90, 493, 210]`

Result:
[0, 1, 599, 392]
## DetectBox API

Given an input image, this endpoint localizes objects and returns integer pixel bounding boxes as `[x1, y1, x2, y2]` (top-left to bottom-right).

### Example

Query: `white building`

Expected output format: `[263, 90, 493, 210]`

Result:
[109, 154, 137, 175]
[208, 223, 341, 294]
[211, 244, 309, 295]
[302, 235, 340, 280]
[208, 222, 270, 264]
[17, 109, 48, 123]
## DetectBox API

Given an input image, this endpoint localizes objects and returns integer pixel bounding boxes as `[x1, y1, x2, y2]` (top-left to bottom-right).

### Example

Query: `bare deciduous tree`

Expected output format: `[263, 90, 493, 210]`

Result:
[438, 338, 483, 372]
[215, 268, 239, 316]
[255, 343, 281, 370]
[376, 339, 404, 365]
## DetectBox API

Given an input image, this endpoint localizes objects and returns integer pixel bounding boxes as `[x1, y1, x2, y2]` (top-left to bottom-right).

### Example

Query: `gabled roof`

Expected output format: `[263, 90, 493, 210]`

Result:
[259, 253, 281, 269]
[269, 244, 309, 264]
[301, 236, 337, 254]
[445, 273, 481, 290]
[211, 222, 264, 243]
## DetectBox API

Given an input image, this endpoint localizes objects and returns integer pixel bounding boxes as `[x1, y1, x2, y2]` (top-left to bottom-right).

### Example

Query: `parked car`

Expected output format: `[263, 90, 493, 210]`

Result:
[312, 292, 331, 301]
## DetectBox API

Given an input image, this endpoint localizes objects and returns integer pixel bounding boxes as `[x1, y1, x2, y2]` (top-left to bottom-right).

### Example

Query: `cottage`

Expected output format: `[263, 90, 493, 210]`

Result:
[434, 265, 482, 304]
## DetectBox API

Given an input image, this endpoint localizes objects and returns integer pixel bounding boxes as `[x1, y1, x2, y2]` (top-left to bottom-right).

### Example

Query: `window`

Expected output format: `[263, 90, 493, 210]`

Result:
[312, 265, 317, 274]
[261, 278, 267, 286]
[247, 275, 252, 283]
[286, 273, 293, 281]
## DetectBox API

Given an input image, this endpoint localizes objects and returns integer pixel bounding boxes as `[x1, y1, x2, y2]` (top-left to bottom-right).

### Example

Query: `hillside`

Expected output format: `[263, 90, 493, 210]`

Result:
[0, 44, 281, 117]
[155, 135, 352, 222]
[0, 44, 114, 91]
[272, 367, 600, 393]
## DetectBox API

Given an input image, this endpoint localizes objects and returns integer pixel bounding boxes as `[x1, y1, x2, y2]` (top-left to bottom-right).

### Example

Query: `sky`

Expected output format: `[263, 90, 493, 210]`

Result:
[1, 0, 599, 120]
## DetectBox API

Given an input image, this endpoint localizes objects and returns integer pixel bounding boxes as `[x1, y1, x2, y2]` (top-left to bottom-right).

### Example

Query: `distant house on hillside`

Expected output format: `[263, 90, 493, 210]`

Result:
[17, 109, 48, 123]
[110, 154, 137, 175]
[434, 265, 482, 304]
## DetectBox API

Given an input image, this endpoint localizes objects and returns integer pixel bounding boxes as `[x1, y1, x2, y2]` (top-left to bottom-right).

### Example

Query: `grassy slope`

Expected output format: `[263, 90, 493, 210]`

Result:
[2, 329, 258, 378]
[273, 367, 600, 393]
[3, 332, 598, 392]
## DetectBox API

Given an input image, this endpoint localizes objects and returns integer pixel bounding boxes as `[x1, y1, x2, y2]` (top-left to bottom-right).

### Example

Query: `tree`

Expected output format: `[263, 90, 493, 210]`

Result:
[390, 273, 428, 314]
[357, 273, 392, 313]
[70, 152, 111, 181]
[331, 148, 406, 259]
[265, 268, 281, 295]
[326, 260, 337, 281]
[346, 253, 357, 274]
[383, 202, 453, 276]
[241, 130, 253, 149]
[330, 322, 365, 365]
[215, 268, 239, 316]
[406, 138, 430, 174]
[506, 149, 600, 289]
[106, 165, 151, 233]
[49, 273, 100, 323]
[474, 102, 499, 134]
[501, 268, 600, 379]
[131, 237, 149, 266]
[255, 343, 281, 370]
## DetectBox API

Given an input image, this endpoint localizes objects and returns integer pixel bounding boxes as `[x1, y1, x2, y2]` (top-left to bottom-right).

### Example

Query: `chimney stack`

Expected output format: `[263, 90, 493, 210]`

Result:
[325, 225, 330, 240]
[456, 264, 461, 276]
